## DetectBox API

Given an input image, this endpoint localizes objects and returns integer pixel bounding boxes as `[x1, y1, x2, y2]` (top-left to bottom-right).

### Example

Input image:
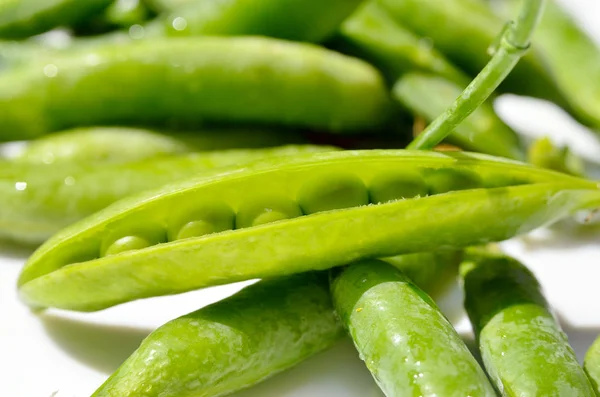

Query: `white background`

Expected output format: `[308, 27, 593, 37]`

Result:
[1, 1, 600, 396]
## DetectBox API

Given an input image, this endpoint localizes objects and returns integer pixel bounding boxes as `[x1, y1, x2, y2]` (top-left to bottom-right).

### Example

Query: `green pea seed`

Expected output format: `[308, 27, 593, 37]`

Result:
[236, 197, 303, 229]
[369, 171, 427, 203]
[103, 236, 153, 256]
[168, 202, 235, 241]
[425, 167, 483, 195]
[297, 172, 369, 214]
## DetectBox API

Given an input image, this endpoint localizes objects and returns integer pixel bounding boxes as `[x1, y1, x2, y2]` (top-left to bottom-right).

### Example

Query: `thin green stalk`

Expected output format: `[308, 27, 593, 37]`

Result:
[407, 0, 546, 150]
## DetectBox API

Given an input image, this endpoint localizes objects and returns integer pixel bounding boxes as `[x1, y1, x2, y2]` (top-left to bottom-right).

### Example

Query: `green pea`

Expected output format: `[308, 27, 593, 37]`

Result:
[297, 173, 369, 214]
[168, 202, 235, 241]
[103, 236, 153, 256]
[101, 227, 165, 257]
[330, 259, 496, 396]
[236, 196, 302, 229]
[461, 248, 595, 396]
[17, 150, 600, 311]
[425, 167, 483, 194]
[368, 171, 427, 203]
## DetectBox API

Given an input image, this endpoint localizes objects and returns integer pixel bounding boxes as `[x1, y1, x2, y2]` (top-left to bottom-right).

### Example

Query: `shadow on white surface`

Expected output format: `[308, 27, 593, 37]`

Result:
[39, 313, 153, 375]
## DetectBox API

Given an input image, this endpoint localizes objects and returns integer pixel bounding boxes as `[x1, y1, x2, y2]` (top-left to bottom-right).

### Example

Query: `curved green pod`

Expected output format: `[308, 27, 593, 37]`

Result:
[17, 150, 600, 311]
[0, 36, 392, 140]
[461, 249, 595, 396]
[0, 0, 112, 39]
[393, 72, 524, 160]
[155, 0, 363, 43]
[330, 260, 496, 396]
[335, 1, 469, 85]
[584, 336, 600, 393]
[92, 272, 344, 397]
[496, 0, 600, 130]
[7, 126, 307, 165]
[0, 144, 333, 244]
[376, 0, 564, 104]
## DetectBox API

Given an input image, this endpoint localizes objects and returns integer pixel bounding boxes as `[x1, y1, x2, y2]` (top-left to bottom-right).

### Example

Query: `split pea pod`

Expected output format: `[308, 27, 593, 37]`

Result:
[461, 248, 595, 396]
[0, 0, 113, 39]
[330, 259, 496, 396]
[17, 150, 600, 311]
[6, 126, 307, 165]
[334, 0, 469, 85]
[92, 272, 345, 397]
[0, 36, 392, 140]
[155, 0, 363, 43]
[393, 72, 524, 160]
[376, 0, 565, 104]
[0, 144, 334, 245]
[494, 0, 600, 130]
[584, 336, 600, 393]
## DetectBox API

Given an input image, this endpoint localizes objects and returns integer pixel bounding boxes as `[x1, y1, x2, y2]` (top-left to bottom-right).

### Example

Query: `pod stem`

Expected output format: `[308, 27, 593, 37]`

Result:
[407, 0, 546, 151]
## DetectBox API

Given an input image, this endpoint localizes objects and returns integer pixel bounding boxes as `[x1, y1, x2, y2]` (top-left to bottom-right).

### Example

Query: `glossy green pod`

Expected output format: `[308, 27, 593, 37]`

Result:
[335, 1, 469, 85]
[0, 144, 333, 244]
[330, 259, 496, 396]
[0, 36, 392, 140]
[495, 0, 600, 130]
[0, 0, 112, 39]
[7, 126, 307, 165]
[376, 0, 564, 104]
[156, 0, 363, 43]
[92, 272, 344, 397]
[393, 72, 524, 160]
[584, 336, 600, 393]
[17, 150, 600, 311]
[461, 248, 595, 396]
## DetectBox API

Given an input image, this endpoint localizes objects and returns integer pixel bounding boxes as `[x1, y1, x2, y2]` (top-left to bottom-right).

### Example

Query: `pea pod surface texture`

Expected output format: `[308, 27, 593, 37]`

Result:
[93, 272, 344, 397]
[461, 249, 595, 396]
[17, 150, 600, 311]
[0, 36, 392, 140]
[585, 336, 600, 393]
[0, 144, 333, 244]
[158, 0, 363, 43]
[330, 259, 496, 396]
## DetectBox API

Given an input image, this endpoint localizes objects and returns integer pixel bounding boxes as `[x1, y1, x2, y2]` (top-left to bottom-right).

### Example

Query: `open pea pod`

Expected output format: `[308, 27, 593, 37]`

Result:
[18, 150, 600, 312]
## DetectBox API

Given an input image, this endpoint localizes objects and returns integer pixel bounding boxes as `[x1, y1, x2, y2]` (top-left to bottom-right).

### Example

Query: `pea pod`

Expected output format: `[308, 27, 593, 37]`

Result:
[0, 0, 113, 39]
[0, 144, 333, 245]
[0, 36, 392, 140]
[330, 259, 496, 396]
[584, 336, 600, 393]
[393, 72, 524, 160]
[6, 126, 307, 165]
[92, 272, 345, 397]
[495, 0, 600, 130]
[461, 248, 595, 396]
[335, 1, 469, 85]
[17, 150, 600, 311]
[527, 137, 585, 177]
[154, 0, 363, 43]
[376, 0, 565, 104]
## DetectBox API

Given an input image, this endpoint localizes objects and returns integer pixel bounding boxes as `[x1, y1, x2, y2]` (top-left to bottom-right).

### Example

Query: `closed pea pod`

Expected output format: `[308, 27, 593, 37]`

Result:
[0, 144, 334, 244]
[330, 259, 496, 396]
[0, 37, 392, 140]
[92, 272, 345, 397]
[461, 248, 595, 396]
[16, 150, 600, 311]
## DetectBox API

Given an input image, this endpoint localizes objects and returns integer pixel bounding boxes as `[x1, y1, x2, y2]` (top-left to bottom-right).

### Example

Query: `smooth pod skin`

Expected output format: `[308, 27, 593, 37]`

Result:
[376, 0, 564, 104]
[92, 272, 345, 397]
[461, 249, 595, 396]
[156, 0, 363, 43]
[17, 150, 600, 311]
[393, 72, 524, 160]
[495, 0, 600, 130]
[584, 336, 600, 393]
[330, 259, 496, 396]
[0, 144, 334, 244]
[0, 36, 392, 140]
[0, 0, 112, 39]
[335, 1, 469, 85]
[6, 127, 307, 165]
